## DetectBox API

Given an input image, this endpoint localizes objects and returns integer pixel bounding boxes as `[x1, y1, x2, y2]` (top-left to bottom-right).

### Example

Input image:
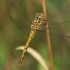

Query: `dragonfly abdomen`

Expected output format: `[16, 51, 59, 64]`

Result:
[18, 13, 45, 66]
[18, 30, 36, 66]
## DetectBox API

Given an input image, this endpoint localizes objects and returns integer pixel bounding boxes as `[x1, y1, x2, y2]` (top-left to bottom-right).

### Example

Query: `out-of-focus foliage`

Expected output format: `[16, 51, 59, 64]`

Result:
[0, 0, 70, 70]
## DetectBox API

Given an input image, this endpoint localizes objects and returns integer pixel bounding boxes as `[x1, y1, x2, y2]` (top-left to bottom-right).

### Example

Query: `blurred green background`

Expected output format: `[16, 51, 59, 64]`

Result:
[0, 0, 70, 70]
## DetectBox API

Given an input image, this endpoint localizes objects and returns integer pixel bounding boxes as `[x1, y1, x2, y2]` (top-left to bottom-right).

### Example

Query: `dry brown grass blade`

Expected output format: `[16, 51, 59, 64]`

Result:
[42, 0, 54, 70]
[5, 50, 14, 70]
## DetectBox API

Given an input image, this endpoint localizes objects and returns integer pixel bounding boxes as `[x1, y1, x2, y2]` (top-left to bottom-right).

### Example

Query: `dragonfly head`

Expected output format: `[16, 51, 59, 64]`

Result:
[31, 13, 45, 31]
[35, 13, 44, 21]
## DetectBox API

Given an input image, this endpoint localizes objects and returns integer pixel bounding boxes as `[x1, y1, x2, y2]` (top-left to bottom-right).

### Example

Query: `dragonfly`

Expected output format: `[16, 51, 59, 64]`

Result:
[17, 13, 46, 66]
[10, 2, 70, 67]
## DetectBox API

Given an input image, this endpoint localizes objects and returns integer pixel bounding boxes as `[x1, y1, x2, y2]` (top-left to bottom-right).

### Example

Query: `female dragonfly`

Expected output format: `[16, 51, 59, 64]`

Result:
[10, 2, 70, 67]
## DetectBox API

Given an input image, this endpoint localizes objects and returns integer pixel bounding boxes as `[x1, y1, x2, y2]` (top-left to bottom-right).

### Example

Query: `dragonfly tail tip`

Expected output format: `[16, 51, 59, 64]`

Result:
[18, 63, 21, 67]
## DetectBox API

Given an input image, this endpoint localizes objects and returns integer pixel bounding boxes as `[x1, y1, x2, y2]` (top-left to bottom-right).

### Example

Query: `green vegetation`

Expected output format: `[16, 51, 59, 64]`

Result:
[0, 0, 70, 70]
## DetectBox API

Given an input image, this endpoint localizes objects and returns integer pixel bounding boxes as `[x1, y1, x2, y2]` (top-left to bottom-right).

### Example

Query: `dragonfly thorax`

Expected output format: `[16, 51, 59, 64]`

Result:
[31, 13, 45, 31]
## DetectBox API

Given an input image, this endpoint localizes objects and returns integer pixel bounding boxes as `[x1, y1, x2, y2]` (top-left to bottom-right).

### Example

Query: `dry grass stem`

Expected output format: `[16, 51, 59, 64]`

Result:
[42, 0, 54, 70]
[5, 50, 14, 70]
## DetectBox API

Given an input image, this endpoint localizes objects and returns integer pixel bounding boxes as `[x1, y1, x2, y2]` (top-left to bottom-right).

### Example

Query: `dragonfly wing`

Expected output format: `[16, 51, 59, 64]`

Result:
[48, 21, 70, 46]
[10, 2, 33, 37]
[9, 17, 30, 37]
[35, 21, 70, 46]
[10, 2, 32, 23]
[10, 2, 70, 49]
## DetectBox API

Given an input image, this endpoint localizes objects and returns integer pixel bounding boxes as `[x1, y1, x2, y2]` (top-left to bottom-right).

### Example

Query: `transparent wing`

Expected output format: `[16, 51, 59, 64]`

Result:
[10, 2, 70, 47]
[10, 2, 32, 23]
[10, 2, 32, 37]
[9, 17, 30, 37]
[35, 21, 70, 47]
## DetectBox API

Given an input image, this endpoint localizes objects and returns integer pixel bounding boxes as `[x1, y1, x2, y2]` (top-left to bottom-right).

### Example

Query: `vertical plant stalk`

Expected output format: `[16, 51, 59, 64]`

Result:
[42, 0, 54, 70]
[5, 50, 14, 70]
